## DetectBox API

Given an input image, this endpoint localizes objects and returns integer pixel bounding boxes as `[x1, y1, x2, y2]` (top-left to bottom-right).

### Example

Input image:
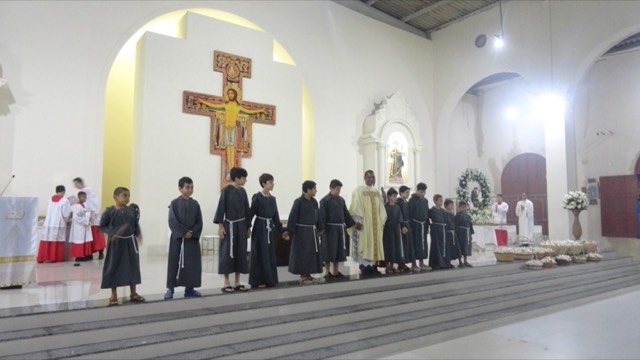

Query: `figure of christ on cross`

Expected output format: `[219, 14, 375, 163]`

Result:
[197, 87, 266, 171]
[183, 51, 276, 184]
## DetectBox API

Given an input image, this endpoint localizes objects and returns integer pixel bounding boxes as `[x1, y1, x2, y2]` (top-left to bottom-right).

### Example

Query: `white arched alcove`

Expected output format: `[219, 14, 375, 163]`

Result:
[358, 92, 421, 188]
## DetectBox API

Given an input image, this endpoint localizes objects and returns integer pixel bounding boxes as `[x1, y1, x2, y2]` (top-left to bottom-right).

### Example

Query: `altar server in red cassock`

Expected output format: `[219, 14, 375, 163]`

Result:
[69, 191, 94, 261]
[37, 185, 71, 263]
[73, 178, 106, 259]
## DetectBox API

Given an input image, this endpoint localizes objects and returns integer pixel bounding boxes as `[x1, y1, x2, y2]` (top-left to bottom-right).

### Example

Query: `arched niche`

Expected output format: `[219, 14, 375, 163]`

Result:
[358, 92, 421, 187]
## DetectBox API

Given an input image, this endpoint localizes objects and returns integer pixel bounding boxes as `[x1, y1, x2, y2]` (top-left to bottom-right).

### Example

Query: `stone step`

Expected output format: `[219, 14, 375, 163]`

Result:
[0, 252, 637, 359]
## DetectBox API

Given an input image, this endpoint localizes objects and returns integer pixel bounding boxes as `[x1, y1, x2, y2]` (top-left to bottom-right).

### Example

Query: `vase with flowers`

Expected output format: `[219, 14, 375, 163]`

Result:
[562, 190, 589, 240]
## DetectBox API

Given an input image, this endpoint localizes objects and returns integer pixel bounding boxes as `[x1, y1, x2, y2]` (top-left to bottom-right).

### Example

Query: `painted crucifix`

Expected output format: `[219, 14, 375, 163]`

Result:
[182, 51, 276, 184]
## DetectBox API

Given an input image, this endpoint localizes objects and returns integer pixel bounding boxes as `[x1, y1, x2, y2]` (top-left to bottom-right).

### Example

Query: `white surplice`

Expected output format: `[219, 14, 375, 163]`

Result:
[69, 203, 93, 245]
[491, 201, 509, 224]
[515, 199, 534, 240]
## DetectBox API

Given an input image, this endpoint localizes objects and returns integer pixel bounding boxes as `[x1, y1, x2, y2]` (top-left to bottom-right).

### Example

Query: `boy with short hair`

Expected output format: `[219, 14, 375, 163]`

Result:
[455, 200, 474, 267]
[444, 198, 462, 268]
[283, 180, 324, 284]
[383, 187, 408, 274]
[100, 187, 145, 306]
[214, 167, 252, 293]
[319, 179, 356, 279]
[72, 177, 106, 259]
[165, 176, 203, 300]
[408, 182, 431, 271]
[69, 191, 94, 262]
[397, 185, 413, 272]
[428, 194, 451, 270]
[248, 173, 283, 288]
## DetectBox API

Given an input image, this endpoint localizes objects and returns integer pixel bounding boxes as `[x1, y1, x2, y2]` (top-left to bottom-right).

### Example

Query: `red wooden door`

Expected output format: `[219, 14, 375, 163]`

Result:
[600, 175, 639, 238]
[501, 153, 548, 235]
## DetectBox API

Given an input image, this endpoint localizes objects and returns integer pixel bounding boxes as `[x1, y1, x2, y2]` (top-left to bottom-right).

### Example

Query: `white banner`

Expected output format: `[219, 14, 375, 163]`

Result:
[0, 196, 38, 258]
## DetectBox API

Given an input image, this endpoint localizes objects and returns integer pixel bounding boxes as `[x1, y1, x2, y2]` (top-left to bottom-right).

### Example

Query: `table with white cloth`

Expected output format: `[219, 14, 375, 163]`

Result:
[0, 197, 38, 287]
[472, 224, 517, 248]
[466, 224, 516, 267]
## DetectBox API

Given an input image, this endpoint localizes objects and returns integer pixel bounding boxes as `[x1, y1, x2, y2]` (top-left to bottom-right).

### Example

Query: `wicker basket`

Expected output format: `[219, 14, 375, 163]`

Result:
[495, 253, 515, 262]
[587, 256, 602, 262]
[582, 242, 598, 254]
[566, 245, 584, 256]
[542, 262, 556, 268]
[573, 256, 587, 264]
[526, 264, 543, 270]
[556, 258, 571, 266]
[514, 253, 533, 261]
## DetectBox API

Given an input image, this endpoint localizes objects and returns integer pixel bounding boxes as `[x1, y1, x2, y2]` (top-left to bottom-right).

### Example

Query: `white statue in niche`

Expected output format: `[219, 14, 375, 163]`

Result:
[387, 132, 408, 184]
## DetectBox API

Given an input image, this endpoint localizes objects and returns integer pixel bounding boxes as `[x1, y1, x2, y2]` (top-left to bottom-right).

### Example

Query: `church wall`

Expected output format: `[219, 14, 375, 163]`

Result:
[430, 0, 640, 240]
[571, 50, 640, 246]
[134, 13, 304, 254]
[447, 81, 546, 199]
[0, 1, 434, 255]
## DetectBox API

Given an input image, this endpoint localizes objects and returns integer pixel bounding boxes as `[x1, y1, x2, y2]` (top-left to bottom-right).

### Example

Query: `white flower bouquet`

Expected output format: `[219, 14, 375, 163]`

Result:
[470, 207, 492, 225]
[562, 190, 589, 211]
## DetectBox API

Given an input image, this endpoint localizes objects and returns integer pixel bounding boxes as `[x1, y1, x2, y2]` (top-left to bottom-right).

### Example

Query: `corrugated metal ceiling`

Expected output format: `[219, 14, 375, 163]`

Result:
[338, 0, 500, 38]
[337, 0, 639, 56]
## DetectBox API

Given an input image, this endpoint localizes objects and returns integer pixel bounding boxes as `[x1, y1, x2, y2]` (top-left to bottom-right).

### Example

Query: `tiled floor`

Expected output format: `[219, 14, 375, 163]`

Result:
[1, 254, 639, 359]
[383, 287, 640, 359]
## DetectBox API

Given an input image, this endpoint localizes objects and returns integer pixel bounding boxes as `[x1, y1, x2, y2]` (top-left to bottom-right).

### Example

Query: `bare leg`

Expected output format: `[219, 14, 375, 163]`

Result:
[223, 274, 231, 288]
[234, 272, 241, 287]
[332, 262, 339, 275]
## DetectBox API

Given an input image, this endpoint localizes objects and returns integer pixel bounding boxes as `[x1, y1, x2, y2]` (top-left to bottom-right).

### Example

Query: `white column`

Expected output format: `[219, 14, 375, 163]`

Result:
[541, 95, 570, 239]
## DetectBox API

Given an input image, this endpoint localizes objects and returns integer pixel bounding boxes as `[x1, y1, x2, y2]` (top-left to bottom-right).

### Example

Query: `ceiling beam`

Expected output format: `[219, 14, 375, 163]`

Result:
[425, 0, 502, 36]
[366, 0, 379, 5]
[333, 0, 428, 38]
[401, 0, 453, 23]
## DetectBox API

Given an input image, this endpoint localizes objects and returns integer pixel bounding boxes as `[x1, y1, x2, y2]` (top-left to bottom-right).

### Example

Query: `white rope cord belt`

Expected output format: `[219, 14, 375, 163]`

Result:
[256, 216, 272, 244]
[326, 222, 347, 250]
[225, 217, 245, 259]
[297, 223, 318, 253]
[113, 234, 138, 254]
[411, 218, 426, 250]
[177, 237, 185, 280]
[397, 227, 404, 260]
[432, 223, 446, 258]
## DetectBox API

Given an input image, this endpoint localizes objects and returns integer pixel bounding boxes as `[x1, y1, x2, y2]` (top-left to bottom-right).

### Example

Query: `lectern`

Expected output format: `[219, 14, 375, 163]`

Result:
[0, 197, 38, 287]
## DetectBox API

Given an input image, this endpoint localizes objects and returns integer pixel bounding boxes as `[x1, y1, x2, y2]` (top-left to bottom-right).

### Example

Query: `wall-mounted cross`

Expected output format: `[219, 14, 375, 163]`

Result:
[183, 51, 276, 184]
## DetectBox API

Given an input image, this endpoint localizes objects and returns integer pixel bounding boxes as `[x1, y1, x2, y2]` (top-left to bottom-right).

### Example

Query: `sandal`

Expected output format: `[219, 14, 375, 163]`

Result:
[234, 284, 249, 292]
[108, 297, 119, 306]
[129, 294, 146, 303]
[299, 279, 314, 285]
[333, 272, 344, 278]
[221, 286, 235, 293]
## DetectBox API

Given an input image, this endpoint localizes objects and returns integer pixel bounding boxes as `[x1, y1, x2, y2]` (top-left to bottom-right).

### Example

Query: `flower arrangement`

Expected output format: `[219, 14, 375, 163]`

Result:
[456, 168, 493, 224]
[470, 207, 492, 225]
[562, 190, 589, 211]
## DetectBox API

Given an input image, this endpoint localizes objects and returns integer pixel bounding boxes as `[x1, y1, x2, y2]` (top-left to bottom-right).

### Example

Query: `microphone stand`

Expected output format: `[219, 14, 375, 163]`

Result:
[0, 174, 15, 196]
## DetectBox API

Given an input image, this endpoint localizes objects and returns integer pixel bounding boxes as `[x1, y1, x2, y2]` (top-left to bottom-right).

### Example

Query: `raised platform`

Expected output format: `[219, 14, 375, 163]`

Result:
[0, 251, 638, 359]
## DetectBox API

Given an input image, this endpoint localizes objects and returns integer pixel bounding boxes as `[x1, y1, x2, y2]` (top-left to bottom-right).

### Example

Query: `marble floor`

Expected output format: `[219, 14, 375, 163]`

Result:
[1, 254, 639, 359]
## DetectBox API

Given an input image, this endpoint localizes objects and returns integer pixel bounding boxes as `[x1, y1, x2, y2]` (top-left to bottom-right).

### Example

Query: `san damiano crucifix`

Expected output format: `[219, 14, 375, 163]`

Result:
[182, 51, 276, 184]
